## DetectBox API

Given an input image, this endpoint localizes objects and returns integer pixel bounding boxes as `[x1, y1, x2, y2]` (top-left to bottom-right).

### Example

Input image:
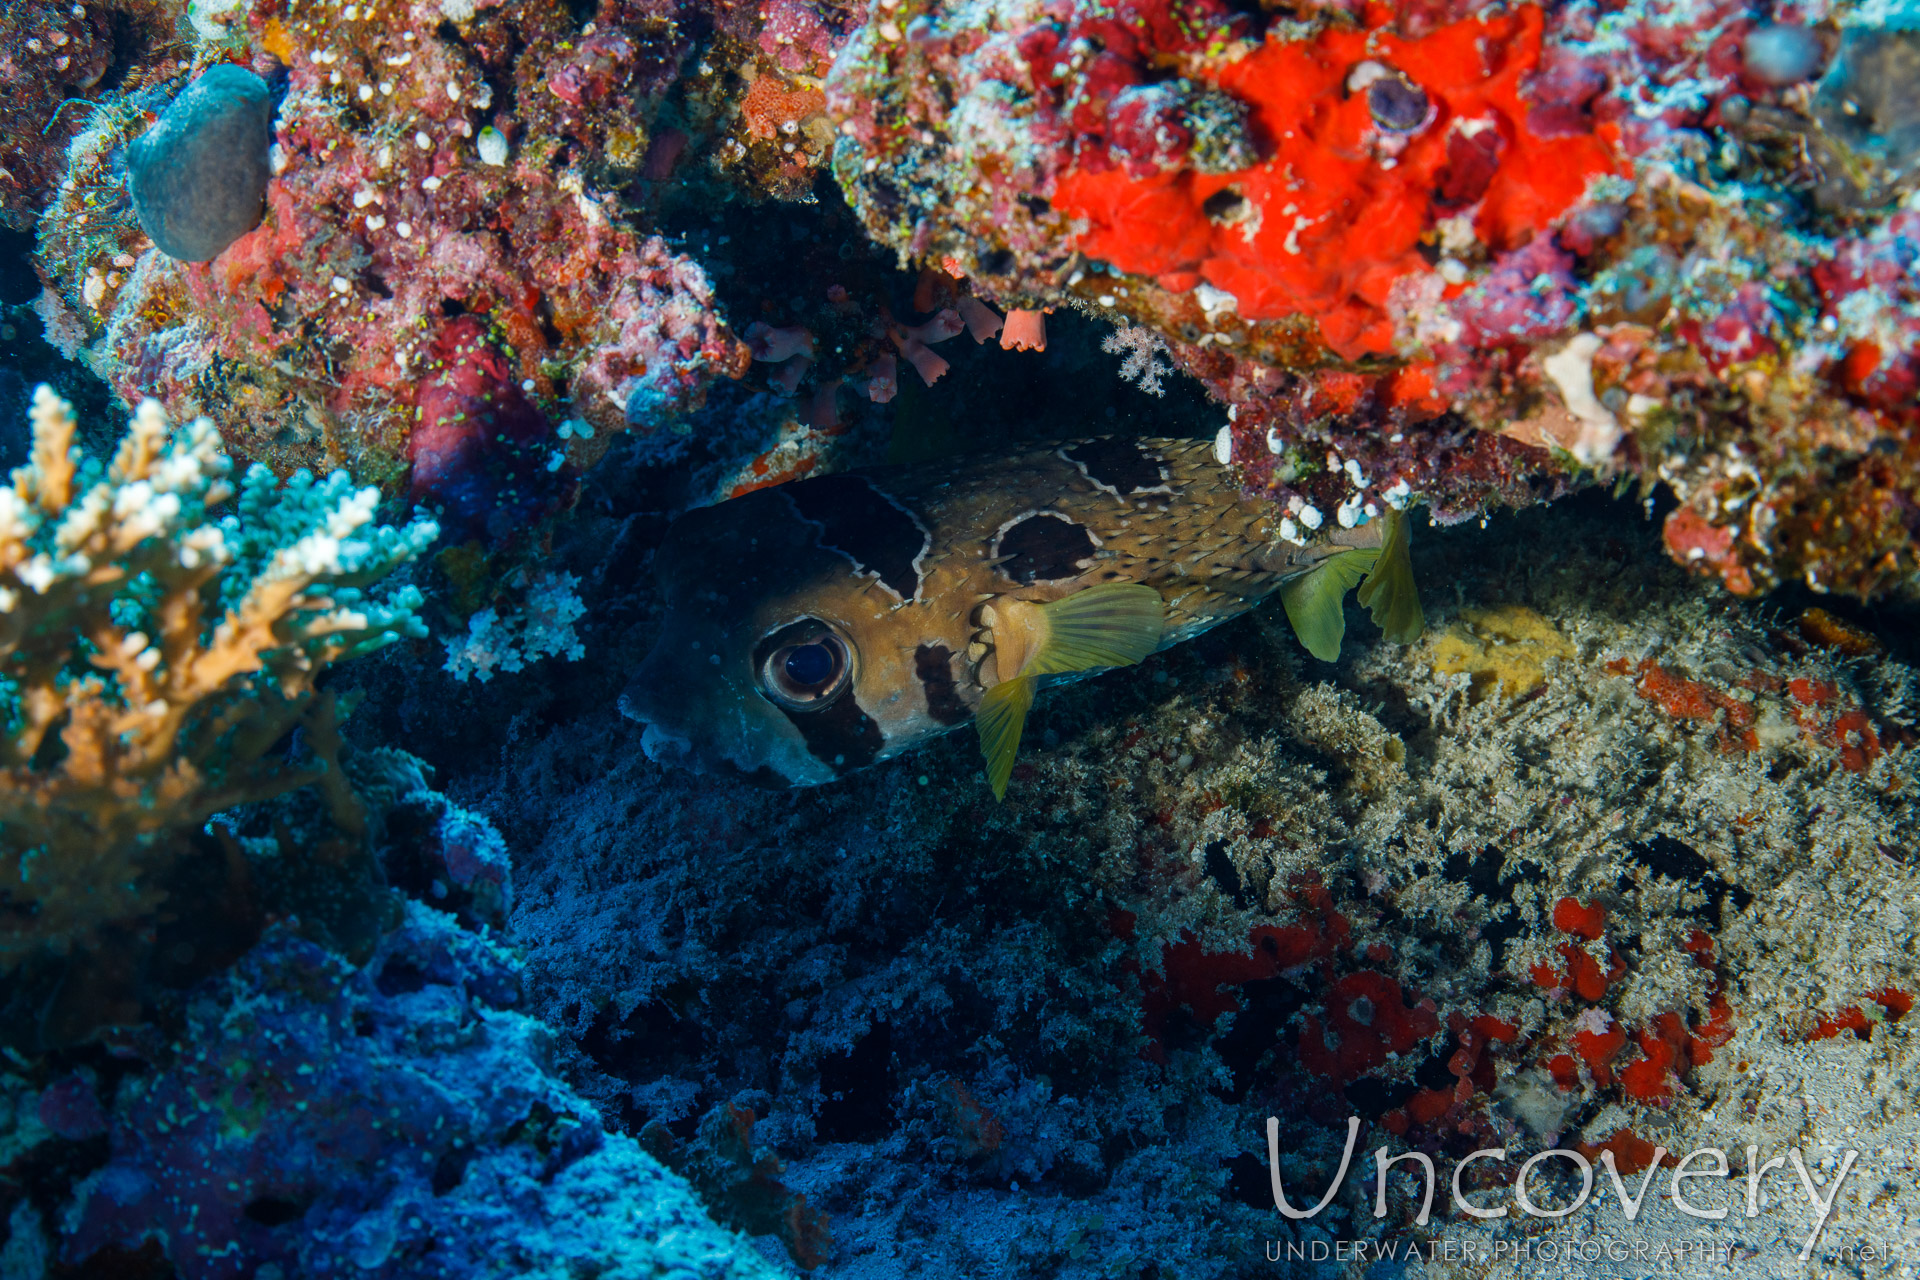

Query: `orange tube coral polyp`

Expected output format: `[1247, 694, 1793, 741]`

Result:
[1053, 5, 1620, 362]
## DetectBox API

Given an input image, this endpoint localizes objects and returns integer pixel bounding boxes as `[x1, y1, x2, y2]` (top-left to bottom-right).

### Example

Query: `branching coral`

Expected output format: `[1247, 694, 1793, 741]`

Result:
[0, 387, 437, 972]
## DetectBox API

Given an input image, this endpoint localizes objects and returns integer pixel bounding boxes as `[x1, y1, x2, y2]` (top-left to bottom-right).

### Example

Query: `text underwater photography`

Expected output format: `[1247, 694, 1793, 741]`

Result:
[1248, 1111, 1907, 1270]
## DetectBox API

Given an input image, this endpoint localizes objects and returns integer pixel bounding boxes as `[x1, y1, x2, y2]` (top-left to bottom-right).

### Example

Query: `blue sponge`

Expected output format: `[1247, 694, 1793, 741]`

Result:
[126, 64, 273, 262]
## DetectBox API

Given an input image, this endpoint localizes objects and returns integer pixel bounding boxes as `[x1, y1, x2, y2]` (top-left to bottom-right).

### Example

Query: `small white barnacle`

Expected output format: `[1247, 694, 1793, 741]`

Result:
[477, 126, 509, 165]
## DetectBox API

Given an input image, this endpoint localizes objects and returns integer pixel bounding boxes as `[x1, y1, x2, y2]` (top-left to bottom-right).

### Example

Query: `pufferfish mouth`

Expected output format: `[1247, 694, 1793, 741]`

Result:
[620, 686, 797, 789]
[618, 636, 822, 789]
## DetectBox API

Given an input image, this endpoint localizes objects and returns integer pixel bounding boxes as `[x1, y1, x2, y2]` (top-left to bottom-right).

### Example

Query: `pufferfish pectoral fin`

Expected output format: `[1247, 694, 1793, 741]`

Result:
[1280, 547, 1379, 662]
[977, 582, 1166, 799]
[1355, 507, 1424, 645]
[977, 676, 1036, 802]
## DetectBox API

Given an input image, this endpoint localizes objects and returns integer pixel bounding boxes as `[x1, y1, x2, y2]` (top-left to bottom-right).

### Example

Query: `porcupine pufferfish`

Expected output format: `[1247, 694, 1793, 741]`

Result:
[622, 436, 1422, 797]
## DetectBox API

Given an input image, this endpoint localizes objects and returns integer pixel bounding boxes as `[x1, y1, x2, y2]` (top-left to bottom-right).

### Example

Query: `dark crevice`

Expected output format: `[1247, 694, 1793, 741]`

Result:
[1212, 975, 1308, 1100]
[1204, 839, 1259, 911]
[1626, 835, 1754, 928]
[97, 11, 152, 95]
[815, 1023, 894, 1142]
[241, 1196, 308, 1227]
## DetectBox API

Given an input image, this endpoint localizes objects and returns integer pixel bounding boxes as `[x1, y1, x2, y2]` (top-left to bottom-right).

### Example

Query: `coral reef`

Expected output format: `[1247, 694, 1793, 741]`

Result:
[55, 905, 780, 1280]
[0, 730, 780, 1278]
[0, 0, 190, 234]
[32, 0, 745, 528]
[827, 0, 1920, 601]
[8, 0, 1920, 1272]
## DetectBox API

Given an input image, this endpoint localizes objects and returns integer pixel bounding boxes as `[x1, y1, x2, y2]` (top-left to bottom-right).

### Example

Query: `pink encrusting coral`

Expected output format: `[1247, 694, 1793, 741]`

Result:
[409, 315, 574, 543]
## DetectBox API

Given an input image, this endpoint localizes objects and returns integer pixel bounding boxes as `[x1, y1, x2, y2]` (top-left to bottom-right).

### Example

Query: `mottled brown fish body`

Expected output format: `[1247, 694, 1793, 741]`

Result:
[624, 437, 1382, 786]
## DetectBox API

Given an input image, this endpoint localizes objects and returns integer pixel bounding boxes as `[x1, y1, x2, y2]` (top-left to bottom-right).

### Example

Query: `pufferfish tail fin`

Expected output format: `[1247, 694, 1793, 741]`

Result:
[978, 583, 1165, 800]
[1356, 507, 1424, 645]
[1280, 508, 1424, 661]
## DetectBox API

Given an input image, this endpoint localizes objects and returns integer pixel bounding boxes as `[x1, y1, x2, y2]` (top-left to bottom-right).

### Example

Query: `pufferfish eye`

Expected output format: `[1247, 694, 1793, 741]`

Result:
[756, 619, 855, 710]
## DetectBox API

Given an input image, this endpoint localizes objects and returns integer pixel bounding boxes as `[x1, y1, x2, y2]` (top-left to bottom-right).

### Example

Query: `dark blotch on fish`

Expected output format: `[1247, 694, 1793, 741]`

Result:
[127, 63, 274, 262]
[1061, 437, 1169, 496]
[995, 512, 1098, 584]
[788, 690, 885, 774]
[914, 644, 969, 725]
[783, 473, 930, 601]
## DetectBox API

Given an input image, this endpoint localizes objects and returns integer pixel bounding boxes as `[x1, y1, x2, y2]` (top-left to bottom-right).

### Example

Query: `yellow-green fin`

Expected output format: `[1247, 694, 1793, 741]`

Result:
[1354, 508, 1424, 645]
[977, 675, 1035, 800]
[1279, 548, 1377, 662]
[975, 583, 1165, 799]
[1027, 582, 1166, 675]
